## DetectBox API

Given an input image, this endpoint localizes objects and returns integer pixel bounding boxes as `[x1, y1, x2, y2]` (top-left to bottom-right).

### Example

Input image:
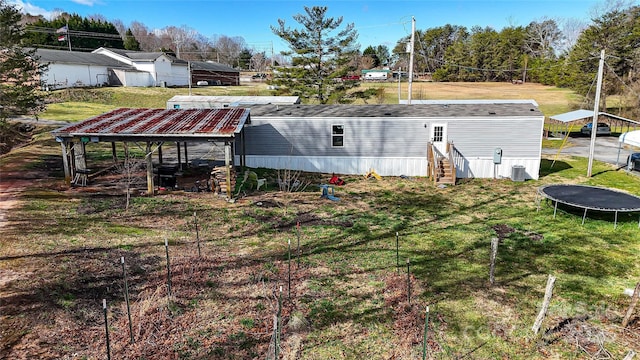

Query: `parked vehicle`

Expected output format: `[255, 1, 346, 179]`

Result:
[627, 152, 640, 171]
[252, 73, 267, 79]
[341, 75, 360, 81]
[580, 122, 611, 136]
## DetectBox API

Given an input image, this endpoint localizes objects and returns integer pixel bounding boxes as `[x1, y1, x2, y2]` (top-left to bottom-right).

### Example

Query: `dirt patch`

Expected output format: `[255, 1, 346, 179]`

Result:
[492, 224, 544, 242]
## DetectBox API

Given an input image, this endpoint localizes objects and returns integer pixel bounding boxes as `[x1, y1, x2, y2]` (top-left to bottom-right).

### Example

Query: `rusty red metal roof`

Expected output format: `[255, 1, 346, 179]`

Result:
[52, 108, 250, 139]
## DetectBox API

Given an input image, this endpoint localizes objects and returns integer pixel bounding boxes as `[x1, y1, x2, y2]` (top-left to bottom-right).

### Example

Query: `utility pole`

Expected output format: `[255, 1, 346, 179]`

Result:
[407, 17, 416, 104]
[398, 66, 402, 103]
[188, 61, 192, 96]
[587, 49, 605, 178]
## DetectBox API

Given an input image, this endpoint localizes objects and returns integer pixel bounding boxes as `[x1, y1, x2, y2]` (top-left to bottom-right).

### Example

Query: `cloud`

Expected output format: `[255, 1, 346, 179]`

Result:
[71, 0, 100, 5]
[9, 0, 55, 17]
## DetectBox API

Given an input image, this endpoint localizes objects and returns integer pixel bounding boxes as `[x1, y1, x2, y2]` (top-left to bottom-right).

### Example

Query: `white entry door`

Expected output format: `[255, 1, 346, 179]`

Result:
[431, 123, 448, 155]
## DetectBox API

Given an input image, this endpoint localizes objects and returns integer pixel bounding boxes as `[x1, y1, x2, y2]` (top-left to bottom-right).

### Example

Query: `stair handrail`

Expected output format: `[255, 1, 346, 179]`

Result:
[447, 141, 457, 185]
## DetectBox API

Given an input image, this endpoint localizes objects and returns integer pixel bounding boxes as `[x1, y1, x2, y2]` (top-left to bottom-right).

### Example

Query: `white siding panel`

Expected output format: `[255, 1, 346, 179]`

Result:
[242, 156, 427, 176]
[457, 157, 540, 180]
[240, 155, 540, 179]
[42, 63, 110, 89]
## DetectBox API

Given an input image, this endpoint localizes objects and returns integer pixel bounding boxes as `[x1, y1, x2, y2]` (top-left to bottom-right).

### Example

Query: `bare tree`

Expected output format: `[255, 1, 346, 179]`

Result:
[589, 0, 636, 19]
[525, 18, 562, 59]
[213, 35, 245, 67]
[557, 18, 588, 55]
[116, 143, 146, 211]
[251, 52, 268, 72]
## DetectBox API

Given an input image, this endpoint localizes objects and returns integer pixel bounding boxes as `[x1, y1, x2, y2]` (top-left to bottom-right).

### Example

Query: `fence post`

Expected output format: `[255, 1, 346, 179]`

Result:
[622, 281, 640, 328]
[165, 238, 172, 298]
[396, 232, 400, 273]
[121, 257, 134, 343]
[194, 212, 201, 257]
[296, 221, 301, 267]
[103, 299, 111, 360]
[489, 237, 499, 286]
[422, 306, 430, 360]
[532, 274, 556, 335]
[407, 258, 411, 304]
[288, 239, 292, 301]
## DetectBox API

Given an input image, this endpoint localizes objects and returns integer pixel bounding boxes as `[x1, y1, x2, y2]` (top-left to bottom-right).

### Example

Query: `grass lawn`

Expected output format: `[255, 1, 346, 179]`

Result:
[0, 122, 639, 359]
[40, 81, 580, 122]
[1, 82, 638, 359]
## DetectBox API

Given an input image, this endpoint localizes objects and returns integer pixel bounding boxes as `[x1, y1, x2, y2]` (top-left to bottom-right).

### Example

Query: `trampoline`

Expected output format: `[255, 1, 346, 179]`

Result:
[537, 184, 640, 228]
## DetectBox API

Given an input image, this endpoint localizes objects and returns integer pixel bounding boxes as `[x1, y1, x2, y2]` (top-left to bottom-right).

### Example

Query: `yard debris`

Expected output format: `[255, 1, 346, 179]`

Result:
[364, 168, 381, 180]
[319, 184, 339, 201]
[329, 173, 345, 185]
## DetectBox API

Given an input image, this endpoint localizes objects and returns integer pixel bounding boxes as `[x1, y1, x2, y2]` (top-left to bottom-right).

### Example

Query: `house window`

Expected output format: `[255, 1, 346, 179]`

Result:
[173, 104, 180, 109]
[332, 125, 344, 147]
[433, 125, 444, 142]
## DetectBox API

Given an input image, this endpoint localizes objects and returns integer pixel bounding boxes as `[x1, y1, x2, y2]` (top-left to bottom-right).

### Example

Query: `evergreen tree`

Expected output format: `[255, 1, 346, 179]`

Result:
[22, 13, 124, 51]
[271, 6, 359, 104]
[123, 28, 141, 50]
[565, 5, 640, 111]
[0, 0, 47, 121]
[363, 45, 380, 67]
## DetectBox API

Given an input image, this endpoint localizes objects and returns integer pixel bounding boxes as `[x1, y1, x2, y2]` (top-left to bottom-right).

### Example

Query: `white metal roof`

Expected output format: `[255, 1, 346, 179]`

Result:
[619, 130, 640, 148]
[551, 109, 640, 124]
[167, 95, 301, 105]
[549, 109, 594, 122]
[401, 99, 539, 107]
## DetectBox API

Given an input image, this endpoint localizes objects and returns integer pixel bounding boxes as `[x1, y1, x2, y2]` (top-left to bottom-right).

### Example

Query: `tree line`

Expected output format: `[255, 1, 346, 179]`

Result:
[6, 1, 640, 111]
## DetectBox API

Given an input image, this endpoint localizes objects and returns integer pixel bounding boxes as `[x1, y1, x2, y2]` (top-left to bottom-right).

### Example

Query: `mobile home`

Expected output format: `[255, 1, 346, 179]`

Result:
[240, 102, 544, 180]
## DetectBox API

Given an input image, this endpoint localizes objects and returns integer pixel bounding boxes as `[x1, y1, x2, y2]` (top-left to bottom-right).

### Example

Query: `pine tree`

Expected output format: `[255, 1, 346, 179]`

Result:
[123, 28, 141, 51]
[271, 6, 359, 104]
[0, 0, 47, 121]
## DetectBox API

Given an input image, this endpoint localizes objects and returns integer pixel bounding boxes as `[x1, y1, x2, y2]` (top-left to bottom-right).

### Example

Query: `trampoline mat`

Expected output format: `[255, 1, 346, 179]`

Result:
[539, 184, 640, 212]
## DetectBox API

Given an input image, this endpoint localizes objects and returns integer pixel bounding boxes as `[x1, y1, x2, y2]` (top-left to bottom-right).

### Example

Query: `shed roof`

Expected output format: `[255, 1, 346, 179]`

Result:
[619, 130, 640, 148]
[34, 48, 132, 68]
[550, 109, 640, 124]
[95, 48, 188, 65]
[247, 103, 544, 118]
[51, 108, 250, 141]
[191, 61, 239, 73]
[167, 95, 301, 106]
[549, 109, 595, 122]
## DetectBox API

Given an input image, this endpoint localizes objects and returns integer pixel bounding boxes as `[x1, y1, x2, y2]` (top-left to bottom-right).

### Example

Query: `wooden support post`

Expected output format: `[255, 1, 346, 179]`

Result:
[183, 142, 188, 166]
[622, 281, 640, 328]
[111, 142, 117, 163]
[75, 141, 87, 171]
[60, 141, 71, 186]
[158, 143, 163, 164]
[241, 131, 246, 168]
[224, 142, 232, 199]
[176, 142, 182, 170]
[146, 142, 154, 195]
[490, 237, 499, 286]
[532, 274, 556, 335]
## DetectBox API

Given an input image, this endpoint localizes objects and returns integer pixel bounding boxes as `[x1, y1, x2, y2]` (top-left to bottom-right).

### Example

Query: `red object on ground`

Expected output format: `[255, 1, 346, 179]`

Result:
[329, 174, 344, 186]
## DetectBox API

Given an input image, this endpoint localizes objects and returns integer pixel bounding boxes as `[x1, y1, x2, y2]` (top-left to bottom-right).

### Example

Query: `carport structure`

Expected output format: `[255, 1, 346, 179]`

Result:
[51, 107, 250, 196]
[548, 110, 640, 138]
[548, 110, 640, 171]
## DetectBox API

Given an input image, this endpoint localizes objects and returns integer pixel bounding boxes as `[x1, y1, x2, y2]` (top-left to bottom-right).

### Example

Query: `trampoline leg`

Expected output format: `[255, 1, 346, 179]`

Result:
[638, 215, 639, 229]
[553, 201, 558, 219]
[614, 211, 618, 230]
[582, 208, 587, 225]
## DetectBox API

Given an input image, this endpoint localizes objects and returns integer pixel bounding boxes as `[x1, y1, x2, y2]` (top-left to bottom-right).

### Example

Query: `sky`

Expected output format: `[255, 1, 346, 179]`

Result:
[8, 0, 627, 54]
